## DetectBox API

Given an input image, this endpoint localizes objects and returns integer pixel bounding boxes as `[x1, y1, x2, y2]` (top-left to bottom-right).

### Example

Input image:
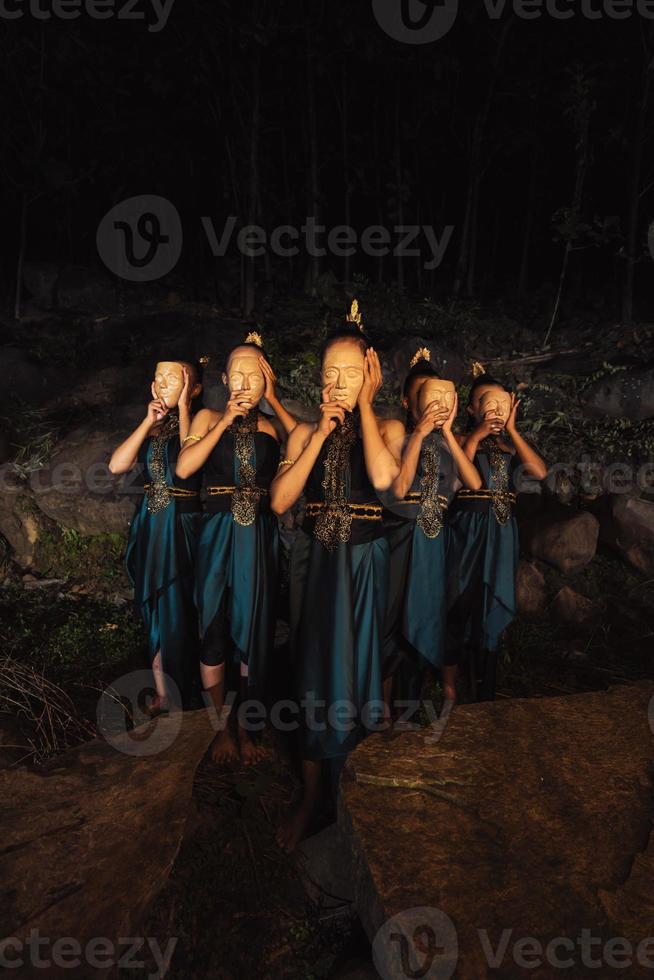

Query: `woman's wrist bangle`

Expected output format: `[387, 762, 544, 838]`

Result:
[183, 433, 203, 444]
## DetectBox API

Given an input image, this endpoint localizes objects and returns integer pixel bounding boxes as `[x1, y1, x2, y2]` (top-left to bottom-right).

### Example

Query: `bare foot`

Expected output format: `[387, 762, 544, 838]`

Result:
[275, 798, 317, 854]
[238, 730, 270, 766]
[142, 694, 170, 718]
[210, 728, 239, 764]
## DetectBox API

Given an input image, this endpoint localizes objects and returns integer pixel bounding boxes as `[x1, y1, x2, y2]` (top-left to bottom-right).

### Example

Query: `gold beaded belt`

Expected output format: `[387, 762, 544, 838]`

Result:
[304, 501, 382, 521]
[143, 483, 199, 498]
[206, 485, 268, 496]
[397, 492, 449, 509]
[457, 489, 516, 504]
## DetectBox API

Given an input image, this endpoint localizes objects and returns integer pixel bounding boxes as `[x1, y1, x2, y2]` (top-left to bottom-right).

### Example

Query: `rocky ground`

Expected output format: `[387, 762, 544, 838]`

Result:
[1, 279, 653, 978]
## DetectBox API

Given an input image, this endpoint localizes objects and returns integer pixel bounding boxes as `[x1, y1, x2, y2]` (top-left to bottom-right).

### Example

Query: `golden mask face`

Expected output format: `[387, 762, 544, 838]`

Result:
[479, 388, 512, 425]
[321, 339, 365, 411]
[153, 361, 186, 408]
[418, 378, 456, 420]
[224, 347, 265, 407]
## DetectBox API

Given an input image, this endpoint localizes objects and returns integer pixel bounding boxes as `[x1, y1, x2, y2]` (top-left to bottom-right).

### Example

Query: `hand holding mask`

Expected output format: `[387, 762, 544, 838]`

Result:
[479, 389, 512, 429]
[418, 378, 456, 429]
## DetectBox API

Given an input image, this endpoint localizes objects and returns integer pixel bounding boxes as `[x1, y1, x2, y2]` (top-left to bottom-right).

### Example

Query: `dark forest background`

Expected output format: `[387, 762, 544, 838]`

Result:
[2, 1, 654, 328]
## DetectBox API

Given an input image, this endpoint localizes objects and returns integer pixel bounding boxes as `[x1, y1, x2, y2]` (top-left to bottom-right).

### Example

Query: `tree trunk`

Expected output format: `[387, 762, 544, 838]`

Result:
[306, 28, 321, 294]
[453, 15, 514, 297]
[14, 194, 27, 321]
[243, 50, 261, 316]
[342, 64, 351, 287]
[622, 30, 653, 329]
[394, 96, 404, 289]
[544, 73, 592, 346]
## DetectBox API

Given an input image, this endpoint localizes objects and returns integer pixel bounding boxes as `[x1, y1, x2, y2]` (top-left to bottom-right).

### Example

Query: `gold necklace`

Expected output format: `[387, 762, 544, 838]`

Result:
[482, 438, 512, 526]
[314, 411, 357, 551]
[417, 432, 444, 539]
[145, 413, 179, 514]
[230, 410, 259, 527]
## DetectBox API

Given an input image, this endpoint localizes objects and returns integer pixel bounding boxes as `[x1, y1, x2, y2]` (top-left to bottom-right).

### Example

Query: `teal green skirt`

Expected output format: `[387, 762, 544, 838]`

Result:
[195, 512, 279, 694]
[447, 509, 519, 653]
[126, 500, 201, 706]
[290, 529, 389, 760]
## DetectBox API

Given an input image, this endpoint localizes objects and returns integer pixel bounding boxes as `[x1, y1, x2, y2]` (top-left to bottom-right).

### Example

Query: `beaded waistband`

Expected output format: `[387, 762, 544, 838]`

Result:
[304, 501, 382, 521]
[143, 483, 199, 498]
[457, 488, 516, 504]
[206, 485, 269, 496]
[396, 492, 449, 509]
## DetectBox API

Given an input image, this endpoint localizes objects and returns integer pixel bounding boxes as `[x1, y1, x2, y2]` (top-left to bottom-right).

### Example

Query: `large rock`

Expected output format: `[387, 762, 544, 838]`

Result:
[605, 494, 654, 578]
[584, 367, 654, 421]
[551, 585, 597, 627]
[0, 470, 54, 569]
[339, 683, 654, 980]
[29, 419, 141, 536]
[55, 265, 116, 313]
[515, 560, 548, 619]
[525, 511, 599, 574]
[0, 709, 215, 979]
[22, 260, 60, 310]
[0, 347, 48, 409]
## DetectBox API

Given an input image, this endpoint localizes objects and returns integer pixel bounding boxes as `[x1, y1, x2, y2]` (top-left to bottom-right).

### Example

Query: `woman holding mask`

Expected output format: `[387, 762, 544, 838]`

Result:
[176, 333, 295, 765]
[109, 357, 204, 712]
[447, 364, 547, 701]
[383, 349, 482, 710]
[271, 301, 403, 853]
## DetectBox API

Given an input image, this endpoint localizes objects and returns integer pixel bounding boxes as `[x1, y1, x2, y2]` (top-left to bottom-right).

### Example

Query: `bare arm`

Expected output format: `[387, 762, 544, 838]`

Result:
[270, 383, 346, 514]
[260, 356, 297, 436]
[108, 386, 166, 475]
[177, 366, 194, 443]
[358, 350, 400, 492]
[441, 396, 482, 490]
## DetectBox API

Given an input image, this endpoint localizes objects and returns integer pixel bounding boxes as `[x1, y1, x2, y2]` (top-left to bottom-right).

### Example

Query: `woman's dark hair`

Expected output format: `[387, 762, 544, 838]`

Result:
[402, 358, 439, 398]
[155, 354, 206, 410]
[320, 323, 371, 361]
[467, 371, 506, 405]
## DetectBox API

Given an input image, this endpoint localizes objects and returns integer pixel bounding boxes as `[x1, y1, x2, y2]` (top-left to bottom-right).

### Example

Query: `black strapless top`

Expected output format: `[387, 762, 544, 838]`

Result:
[203, 427, 280, 489]
[302, 431, 384, 544]
[134, 430, 202, 514]
[382, 435, 456, 528]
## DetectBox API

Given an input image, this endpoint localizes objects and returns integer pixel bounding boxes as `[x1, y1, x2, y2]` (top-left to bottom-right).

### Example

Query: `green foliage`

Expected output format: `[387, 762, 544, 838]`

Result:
[518, 369, 654, 471]
[0, 586, 142, 678]
[36, 528, 128, 587]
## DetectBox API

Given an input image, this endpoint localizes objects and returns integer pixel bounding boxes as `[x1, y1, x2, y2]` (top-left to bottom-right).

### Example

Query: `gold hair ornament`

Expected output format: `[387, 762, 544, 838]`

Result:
[346, 299, 364, 332]
[244, 331, 264, 348]
[471, 361, 486, 379]
[410, 347, 431, 369]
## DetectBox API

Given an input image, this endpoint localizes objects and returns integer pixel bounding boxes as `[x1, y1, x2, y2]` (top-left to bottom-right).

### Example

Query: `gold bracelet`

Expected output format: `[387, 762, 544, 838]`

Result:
[183, 433, 203, 444]
[278, 458, 295, 468]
